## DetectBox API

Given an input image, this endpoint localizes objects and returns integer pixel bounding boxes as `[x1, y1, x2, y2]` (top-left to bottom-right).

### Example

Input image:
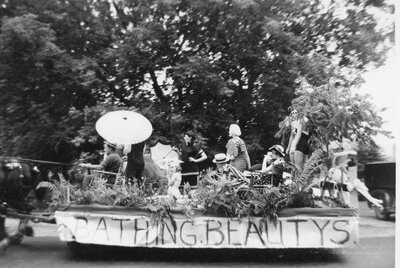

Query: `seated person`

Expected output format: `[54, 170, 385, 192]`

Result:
[324, 160, 383, 208]
[259, 145, 286, 187]
[167, 162, 182, 200]
[212, 153, 249, 184]
[79, 141, 122, 189]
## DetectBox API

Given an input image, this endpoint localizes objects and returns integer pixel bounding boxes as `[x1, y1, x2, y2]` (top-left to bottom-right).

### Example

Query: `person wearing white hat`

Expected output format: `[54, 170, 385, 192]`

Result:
[212, 153, 248, 183]
[225, 124, 251, 172]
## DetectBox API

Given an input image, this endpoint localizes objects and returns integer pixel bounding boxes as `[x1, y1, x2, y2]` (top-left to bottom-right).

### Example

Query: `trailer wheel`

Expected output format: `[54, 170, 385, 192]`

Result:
[67, 241, 105, 256]
[371, 190, 391, 221]
[67, 241, 92, 256]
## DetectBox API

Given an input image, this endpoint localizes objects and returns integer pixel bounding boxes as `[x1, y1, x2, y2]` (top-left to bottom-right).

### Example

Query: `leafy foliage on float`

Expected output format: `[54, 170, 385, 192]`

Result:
[37, 175, 178, 229]
[293, 149, 326, 190]
[191, 172, 307, 224]
[37, 155, 348, 226]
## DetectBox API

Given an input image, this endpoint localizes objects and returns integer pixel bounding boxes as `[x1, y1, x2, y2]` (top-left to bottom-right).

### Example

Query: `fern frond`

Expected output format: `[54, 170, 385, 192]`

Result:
[297, 149, 325, 189]
[36, 181, 57, 192]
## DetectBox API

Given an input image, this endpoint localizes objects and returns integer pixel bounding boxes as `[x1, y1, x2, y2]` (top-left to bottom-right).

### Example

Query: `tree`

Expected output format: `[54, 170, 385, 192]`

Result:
[357, 142, 384, 164]
[105, 0, 393, 159]
[285, 77, 390, 156]
[0, 14, 98, 161]
[0, 0, 394, 164]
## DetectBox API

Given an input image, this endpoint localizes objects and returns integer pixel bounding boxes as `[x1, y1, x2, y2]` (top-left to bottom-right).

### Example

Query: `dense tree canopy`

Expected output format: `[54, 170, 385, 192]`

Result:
[286, 77, 390, 151]
[0, 0, 394, 164]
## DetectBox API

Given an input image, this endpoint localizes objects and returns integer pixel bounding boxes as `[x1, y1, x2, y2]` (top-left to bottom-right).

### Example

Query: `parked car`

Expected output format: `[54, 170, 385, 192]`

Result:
[363, 161, 396, 220]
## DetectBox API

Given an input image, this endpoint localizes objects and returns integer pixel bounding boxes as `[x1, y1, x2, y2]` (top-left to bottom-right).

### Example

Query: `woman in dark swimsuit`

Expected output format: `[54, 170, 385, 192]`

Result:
[286, 110, 311, 173]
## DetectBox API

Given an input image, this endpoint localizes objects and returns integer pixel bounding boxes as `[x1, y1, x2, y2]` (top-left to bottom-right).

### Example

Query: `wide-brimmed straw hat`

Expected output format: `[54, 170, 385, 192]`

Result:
[213, 153, 230, 164]
[104, 140, 117, 149]
[268, 145, 285, 157]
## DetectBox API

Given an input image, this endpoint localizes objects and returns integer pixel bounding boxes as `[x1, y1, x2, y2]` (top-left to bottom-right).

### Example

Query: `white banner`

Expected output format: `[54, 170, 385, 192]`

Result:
[56, 210, 358, 248]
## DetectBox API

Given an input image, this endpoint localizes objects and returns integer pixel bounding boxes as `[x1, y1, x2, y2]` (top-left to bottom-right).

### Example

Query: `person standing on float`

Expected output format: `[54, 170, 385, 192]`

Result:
[286, 110, 311, 173]
[123, 141, 146, 185]
[172, 130, 207, 187]
[226, 124, 251, 172]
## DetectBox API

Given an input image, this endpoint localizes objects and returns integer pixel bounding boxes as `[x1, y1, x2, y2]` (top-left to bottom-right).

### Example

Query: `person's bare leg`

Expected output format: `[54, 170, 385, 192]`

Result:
[289, 151, 295, 163]
[353, 179, 383, 207]
[294, 150, 306, 173]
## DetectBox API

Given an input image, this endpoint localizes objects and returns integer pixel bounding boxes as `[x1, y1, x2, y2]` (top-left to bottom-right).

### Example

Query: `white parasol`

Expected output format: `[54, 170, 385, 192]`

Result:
[95, 110, 153, 144]
[150, 142, 179, 164]
[149, 142, 180, 170]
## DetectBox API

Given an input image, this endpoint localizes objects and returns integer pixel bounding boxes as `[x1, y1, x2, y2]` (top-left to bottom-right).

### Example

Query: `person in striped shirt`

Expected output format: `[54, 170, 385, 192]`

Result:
[212, 153, 249, 185]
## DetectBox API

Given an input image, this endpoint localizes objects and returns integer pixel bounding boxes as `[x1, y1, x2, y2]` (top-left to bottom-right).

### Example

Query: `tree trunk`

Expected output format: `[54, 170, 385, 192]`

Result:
[149, 69, 167, 104]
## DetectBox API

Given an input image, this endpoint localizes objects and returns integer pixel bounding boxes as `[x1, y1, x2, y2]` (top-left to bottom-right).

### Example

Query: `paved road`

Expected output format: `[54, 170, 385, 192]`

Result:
[0, 236, 395, 267]
[0, 201, 395, 267]
[356, 200, 395, 238]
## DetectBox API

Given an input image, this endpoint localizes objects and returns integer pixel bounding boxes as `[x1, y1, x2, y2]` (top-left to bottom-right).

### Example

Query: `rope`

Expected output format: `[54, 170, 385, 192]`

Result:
[0, 156, 75, 166]
[181, 172, 199, 177]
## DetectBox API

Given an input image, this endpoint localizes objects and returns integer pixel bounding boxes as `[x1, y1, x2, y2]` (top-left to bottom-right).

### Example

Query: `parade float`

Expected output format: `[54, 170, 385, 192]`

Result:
[5, 76, 389, 254]
[47, 111, 361, 253]
[51, 153, 359, 252]
[52, 81, 388, 253]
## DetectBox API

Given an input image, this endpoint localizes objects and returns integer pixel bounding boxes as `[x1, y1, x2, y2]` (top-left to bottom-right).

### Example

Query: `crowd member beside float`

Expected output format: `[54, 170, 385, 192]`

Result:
[285, 109, 311, 173]
[167, 161, 182, 200]
[226, 124, 251, 172]
[260, 145, 286, 187]
[172, 130, 207, 187]
[79, 141, 122, 189]
[212, 153, 249, 184]
[323, 159, 383, 208]
[123, 141, 146, 186]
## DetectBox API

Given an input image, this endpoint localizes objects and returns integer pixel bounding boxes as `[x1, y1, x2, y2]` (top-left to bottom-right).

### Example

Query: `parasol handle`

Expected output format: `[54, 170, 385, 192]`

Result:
[163, 148, 175, 159]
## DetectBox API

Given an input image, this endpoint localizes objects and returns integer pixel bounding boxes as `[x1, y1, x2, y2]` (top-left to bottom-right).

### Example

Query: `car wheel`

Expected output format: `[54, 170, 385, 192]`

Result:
[371, 190, 391, 221]
[374, 205, 390, 221]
